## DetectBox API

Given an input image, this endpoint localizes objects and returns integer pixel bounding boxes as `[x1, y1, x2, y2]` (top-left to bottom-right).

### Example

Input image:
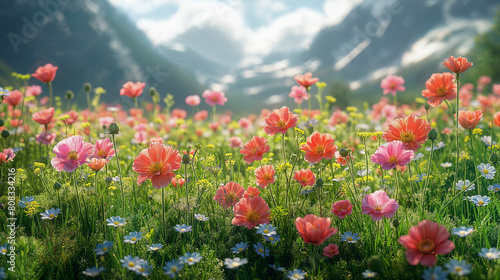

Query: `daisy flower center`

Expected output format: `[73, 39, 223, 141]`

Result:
[482, 169, 489, 174]
[188, 257, 194, 262]
[131, 237, 136, 241]
[247, 211, 260, 223]
[49, 214, 55, 218]
[258, 248, 263, 253]
[68, 151, 79, 160]
[486, 252, 494, 258]
[232, 262, 239, 267]
[114, 221, 119, 225]
[149, 162, 163, 174]
[478, 201, 484, 205]
[294, 274, 300, 278]
[399, 132, 416, 143]
[139, 268, 145, 272]
[347, 237, 353, 242]
[263, 229, 269, 234]
[459, 231, 466, 236]
[103, 248, 108, 252]
[454, 266, 462, 272]
[417, 239, 435, 254]
[269, 237, 274, 241]
[128, 262, 135, 267]
[238, 248, 243, 252]
[171, 267, 177, 272]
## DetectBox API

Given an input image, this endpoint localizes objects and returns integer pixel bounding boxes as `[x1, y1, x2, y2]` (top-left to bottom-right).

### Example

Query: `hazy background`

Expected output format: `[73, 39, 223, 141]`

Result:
[1, 0, 499, 113]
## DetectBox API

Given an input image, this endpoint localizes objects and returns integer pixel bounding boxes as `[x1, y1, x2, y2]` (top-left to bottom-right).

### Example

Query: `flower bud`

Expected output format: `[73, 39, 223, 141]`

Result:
[490, 153, 499, 164]
[339, 147, 349, 158]
[53, 182, 62, 190]
[195, 143, 202, 150]
[149, 87, 157, 97]
[393, 218, 400, 228]
[83, 82, 92, 92]
[424, 103, 430, 111]
[66, 90, 74, 100]
[1, 130, 10, 138]
[182, 153, 191, 164]
[428, 128, 438, 141]
[0, 119, 4, 127]
[108, 123, 119, 135]
[315, 178, 324, 187]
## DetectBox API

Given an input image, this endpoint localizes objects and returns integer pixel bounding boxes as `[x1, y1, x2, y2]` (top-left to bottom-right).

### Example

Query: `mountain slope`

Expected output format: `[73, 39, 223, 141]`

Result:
[0, 0, 204, 107]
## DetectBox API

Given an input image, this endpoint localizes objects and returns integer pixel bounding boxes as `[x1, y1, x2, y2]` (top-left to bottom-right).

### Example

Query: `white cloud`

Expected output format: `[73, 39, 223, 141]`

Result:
[323, 0, 363, 26]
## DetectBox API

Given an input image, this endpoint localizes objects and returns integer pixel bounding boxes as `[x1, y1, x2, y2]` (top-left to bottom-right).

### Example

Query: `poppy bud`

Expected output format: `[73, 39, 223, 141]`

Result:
[1, 130, 10, 138]
[428, 128, 438, 141]
[195, 143, 202, 150]
[66, 90, 74, 100]
[182, 153, 191, 164]
[53, 182, 62, 190]
[149, 87, 157, 97]
[108, 123, 119, 135]
[339, 147, 349, 158]
[424, 103, 430, 111]
[83, 82, 92, 92]
[393, 218, 400, 228]
[315, 178, 324, 187]
[0, 119, 4, 127]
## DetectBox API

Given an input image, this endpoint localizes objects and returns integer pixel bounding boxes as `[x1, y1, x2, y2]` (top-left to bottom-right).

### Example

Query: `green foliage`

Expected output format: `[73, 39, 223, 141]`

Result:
[470, 8, 500, 82]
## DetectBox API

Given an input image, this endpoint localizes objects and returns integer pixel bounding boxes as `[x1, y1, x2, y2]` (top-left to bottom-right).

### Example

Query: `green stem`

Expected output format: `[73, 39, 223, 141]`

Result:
[185, 163, 189, 224]
[453, 73, 460, 195]
[47, 82, 53, 108]
[421, 139, 434, 220]
[111, 134, 125, 215]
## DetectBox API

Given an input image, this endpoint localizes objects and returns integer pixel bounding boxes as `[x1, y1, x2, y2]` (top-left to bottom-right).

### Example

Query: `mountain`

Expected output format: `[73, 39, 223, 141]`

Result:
[163, 0, 499, 111]
[0, 0, 204, 108]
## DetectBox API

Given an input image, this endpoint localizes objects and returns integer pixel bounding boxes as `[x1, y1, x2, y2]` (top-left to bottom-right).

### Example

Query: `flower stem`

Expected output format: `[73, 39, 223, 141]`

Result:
[453, 73, 460, 194]
[421, 139, 434, 220]
[111, 134, 125, 215]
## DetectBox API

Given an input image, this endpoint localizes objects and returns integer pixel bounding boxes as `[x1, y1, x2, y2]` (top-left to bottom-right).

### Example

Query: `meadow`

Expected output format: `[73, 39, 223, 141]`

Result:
[0, 56, 500, 279]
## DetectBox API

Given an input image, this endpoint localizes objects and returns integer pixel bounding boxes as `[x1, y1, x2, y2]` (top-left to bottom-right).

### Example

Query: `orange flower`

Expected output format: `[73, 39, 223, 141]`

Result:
[293, 169, 315, 187]
[32, 107, 55, 125]
[243, 186, 261, 199]
[4, 90, 23, 107]
[171, 177, 186, 188]
[493, 112, 500, 127]
[442, 56, 473, 74]
[240, 136, 270, 164]
[254, 165, 275, 188]
[264, 106, 298, 136]
[120, 81, 146, 98]
[456, 110, 482, 130]
[132, 142, 181, 189]
[300, 132, 337, 163]
[294, 72, 319, 88]
[295, 214, 338, 245]
[32, 63, 58, 83]
[383, 115, 431, 151]
[87, 158, 107, 172]
[421, 73, 456, 107]
[232, 196, 271, 229]
[213, 182, 245, 209]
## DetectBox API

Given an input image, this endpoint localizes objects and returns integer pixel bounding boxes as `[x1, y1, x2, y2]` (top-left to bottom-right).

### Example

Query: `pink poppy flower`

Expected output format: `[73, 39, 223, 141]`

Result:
[240, 136, 270, 164]
[202, 89, 227, 106]
[194, 110, 209, 121]
[243, 186, 261, 199]
[331, 200, 353, 219]
[399, 220, 455, 266]
[229, 136, 243, 148]
[380, 75, 406, 95]
[371, 141, 415, 170]
[36, 131, 57, 145]
[323, 243, 339, 258]
[288, 86, 309, 104]
[361, 190, 399, 221]
[132, 142, 181, 189]
[4, 90, 23, 107]
[294, 72, 319, 88]
[293, 169, 315, 187]
[26, 85, 42, 96]
[185, 95, 201, 106]
[32, 63, 58, 83]
[120, 81, 146, 98]
[213, 182, 245, 210]
[32, 107, 55, 125]
[264, 106, 298, 136]
[232, 196, 271, 229]
[254, 165, 275, 188]
[51, 136, 95, 173]
[295, 214, 337, 245]
[93, 138, 115, 160]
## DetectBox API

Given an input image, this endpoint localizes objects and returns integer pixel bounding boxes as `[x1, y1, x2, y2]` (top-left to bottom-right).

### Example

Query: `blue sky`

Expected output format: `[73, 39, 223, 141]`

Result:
[108, 0, 363, 68]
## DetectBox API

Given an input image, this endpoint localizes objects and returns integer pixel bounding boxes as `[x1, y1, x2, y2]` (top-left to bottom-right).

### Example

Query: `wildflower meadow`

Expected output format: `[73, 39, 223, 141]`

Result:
[1, 56, 500, 280]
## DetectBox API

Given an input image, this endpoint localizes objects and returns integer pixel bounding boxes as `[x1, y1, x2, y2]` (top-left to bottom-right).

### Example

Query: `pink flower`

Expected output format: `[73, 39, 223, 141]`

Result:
[380, 75, 405, 95]
[493, 84, 500, 96]
[26, 85, 42, 96]
[93, 138, 115, 160]
[194, 110, 209, 121]
[32, 107, 55, 125]
[51, 136, 95, 173]
[214, 182, 245, 210]
[331, 200, 353, 219]
[293, 169, 315, 187]
[98, 116, 114, 128]
[229, 136, 243, 148]
[32, 63, 58, 83]
[370, 141, 414, 170]
[120, 81, 146, 98]
[294, 72, 319, 88]
[36, 131, 56, 145]
[288, 86, 309, 104]
[185, 95, 201, 106]
[361, 190, 399, 221]
[323, 243, 339, 258]
[0, 149, 16, 164]
[398, 220, 455, 266]
[264, 106, 298, 136]
[202, 89, 227, 106]
[295, 214, 337, 245]
[238, 117, 251, 129]
[254, 165, 275, 188]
